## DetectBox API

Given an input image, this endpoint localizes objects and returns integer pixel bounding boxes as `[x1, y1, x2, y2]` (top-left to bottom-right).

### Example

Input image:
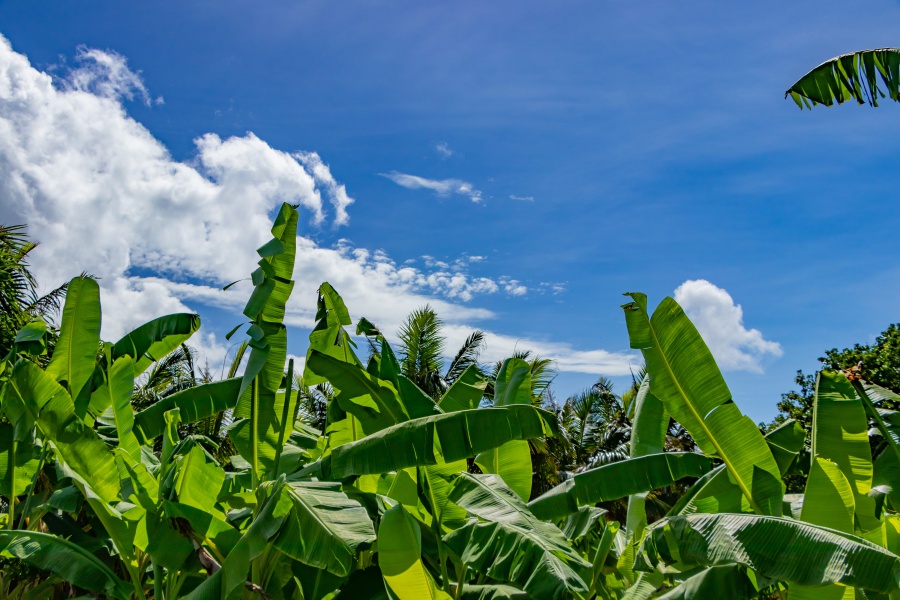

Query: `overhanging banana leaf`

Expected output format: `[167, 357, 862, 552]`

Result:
[786, 48, 900, 109]
[110, 313, 200, 376]
[528, 452, 713, 520]
[132, 377, 241, 443]
[273, 481, 376, 577]
[305, 404, 556, 479]
[636, 513, 900, 593]
[438, 365, 486, 413]
[622, 293, 783, 515]
[0, 530, 132, 600]
[445, 473, 590, 600]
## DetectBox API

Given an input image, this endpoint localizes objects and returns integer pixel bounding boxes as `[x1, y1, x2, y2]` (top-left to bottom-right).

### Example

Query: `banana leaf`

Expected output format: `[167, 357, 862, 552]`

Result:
[46, 275, 100, 412]
[305, 405, 555, 479]
[110, 313, 200, 376]
[304, 282, 363, 386]
[636, 513, 900, 593]
[786, 48, 900, 109]
[445, 473, 590, 600]
[656, 565, 756, 600]
[132, 377, 241, 443]
[812, 371, 878, 531]
[0, 530, 132, 600]
[379, 503, 450, 600]
[528, 452, 713, 520]
[273, 481, 376, 577]
[622, 293, 783, 516]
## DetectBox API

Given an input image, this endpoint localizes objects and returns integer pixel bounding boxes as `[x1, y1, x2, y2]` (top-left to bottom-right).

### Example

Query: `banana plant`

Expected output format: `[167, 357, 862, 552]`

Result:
[786, 48, 900, 109]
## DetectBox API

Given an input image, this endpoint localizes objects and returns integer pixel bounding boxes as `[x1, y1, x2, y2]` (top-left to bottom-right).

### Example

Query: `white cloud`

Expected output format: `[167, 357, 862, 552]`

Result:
[0, 35, 635, 378]
[0, 35, 351, 335]
[381, 171, 482, 203]
[435, 142, 453, 157]
[509, 194, 534, 201]
[673, 279, 782, 373]
[294, 151, 354, 226]
[499, 277, 527, 297]
[64, 45, 151, 105]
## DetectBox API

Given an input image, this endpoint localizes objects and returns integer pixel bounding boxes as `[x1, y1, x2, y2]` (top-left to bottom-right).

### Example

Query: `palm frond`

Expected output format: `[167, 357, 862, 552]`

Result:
[444, 330, 485, 384]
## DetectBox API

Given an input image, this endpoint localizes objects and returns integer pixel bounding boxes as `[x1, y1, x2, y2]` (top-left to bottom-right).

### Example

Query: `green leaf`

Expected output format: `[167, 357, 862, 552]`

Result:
[786, 48, 900, 109]
[444, 473, 590, 600]
[46, 275, 100, 409]
[0, 424, 41, 498]
[764, 418, 806, 476]
[307, 349, 410, 435]
[13, 319, 47, 355]
[475, 440, 532, 501]
[303, 282, 362, 387]
[379, 503, 450, 600]
[105, 356, 141, 461]
[438, 365, 486, 413]
[621, 293, 783, 515]
[492, 358, 532, 406]
[307, 405, 556, 479]
[174, 446, 226, 517]
[528, 452, 713, 520]
[182, 480, 294, 600]
[273, 481, 376, 577]
[0, 530, 131, 600]
[656, 565, 756, 600]
[458, 585, 529, 600]
[8, 360, 120, 503]
[636, 513, 900, 593]
[792, 458, 857, 599]
[812, 371, 878, 531]
[110, 313, 201, 376]
[132, 377, 241, 443]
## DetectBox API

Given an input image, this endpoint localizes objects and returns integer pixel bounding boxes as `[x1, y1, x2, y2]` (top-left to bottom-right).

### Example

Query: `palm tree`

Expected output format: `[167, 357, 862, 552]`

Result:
[0, 224, 67, 359]
[395, 305, 485, 398]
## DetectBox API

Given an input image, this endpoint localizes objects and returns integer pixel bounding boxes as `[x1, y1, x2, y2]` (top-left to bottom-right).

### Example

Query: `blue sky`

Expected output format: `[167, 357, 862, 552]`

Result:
[1, 0, 899, 422]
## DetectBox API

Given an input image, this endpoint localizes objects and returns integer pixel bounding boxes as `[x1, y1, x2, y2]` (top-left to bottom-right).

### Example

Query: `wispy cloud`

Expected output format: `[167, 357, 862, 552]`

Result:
[381, 171, 482, 203]
[674, 279, 782, 373]
[509, 194, 534, 202]
[435, 142, 453, 157]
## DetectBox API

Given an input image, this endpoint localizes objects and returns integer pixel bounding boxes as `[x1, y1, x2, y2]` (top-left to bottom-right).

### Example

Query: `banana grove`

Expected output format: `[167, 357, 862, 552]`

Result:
[1, 203, 899, 599]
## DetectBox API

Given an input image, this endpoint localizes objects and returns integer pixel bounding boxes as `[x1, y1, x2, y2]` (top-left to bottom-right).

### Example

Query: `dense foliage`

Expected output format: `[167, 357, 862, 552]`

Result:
[0, 204, 898, 599]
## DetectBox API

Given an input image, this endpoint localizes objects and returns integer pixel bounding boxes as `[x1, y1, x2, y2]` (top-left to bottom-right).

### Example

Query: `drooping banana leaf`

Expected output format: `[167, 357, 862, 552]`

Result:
[109, 313, 200, 377]
[475, 357, 534, 501]
[7, 360, 120, 503]
[528, 452, 713, 520]
[621, 293, 783, 515]
[444, 473, 591, 600]
[132, 377, 241, 443]
[812, 370, 878, 531]
[0, 530, 132, 600]
[303, 405, 555, 479]
[786, 48, 900, 109]
[560, 505, 608, 543]
[765, 419, 806, 476]
[182, 480, 294, 600]
[273, 480, 376, 577]
[378, 503, 451, 600]
[636, 513, 900, 593]
[46, 275, 100, 412]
